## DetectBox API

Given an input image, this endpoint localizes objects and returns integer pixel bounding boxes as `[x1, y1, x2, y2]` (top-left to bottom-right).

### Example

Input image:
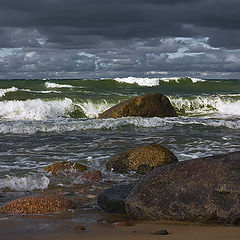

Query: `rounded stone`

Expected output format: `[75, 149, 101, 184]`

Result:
[0, 195, 76, 214]
[106, 143, 178, 173]
[98, 93, 178, 119]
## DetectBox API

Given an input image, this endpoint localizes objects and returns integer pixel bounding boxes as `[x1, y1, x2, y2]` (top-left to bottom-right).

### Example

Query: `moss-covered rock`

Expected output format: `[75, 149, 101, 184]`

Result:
[43, 161, 87, 176]
[106, 143, 178, 173]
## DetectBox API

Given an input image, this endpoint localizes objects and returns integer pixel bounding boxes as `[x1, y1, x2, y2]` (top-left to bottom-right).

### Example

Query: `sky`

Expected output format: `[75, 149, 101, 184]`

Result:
[0, 0, 240, 79]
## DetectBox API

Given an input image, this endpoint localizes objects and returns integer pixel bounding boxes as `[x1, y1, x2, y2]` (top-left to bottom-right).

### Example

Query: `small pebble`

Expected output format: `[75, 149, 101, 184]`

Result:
[86, 194, 96, 199]
[75, 225, 86, 231]
[112, 221, 134, 227]
[154, 230, 169, 235]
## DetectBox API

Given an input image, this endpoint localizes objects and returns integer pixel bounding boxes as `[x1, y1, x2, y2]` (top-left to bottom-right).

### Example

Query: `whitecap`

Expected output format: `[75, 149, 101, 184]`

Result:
[0, 98, 73, 120]
[0, 175, 50, 191]
[0, 87, 18, 98]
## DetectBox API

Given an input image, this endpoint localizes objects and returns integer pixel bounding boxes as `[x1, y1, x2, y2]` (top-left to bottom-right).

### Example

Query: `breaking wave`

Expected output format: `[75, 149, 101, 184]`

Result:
[0, 116, 239, 135]
[0, 175, 50, 191]
[114, 77, 205, 87]
[45, 82, 74, 88]
[0, 98, 73, 120]
[170, 96, 240, 116]
[0, 87, 18, 97]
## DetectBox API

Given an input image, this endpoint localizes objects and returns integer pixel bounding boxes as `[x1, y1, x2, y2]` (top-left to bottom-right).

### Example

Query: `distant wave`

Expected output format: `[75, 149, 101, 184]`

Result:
[45, 82, 74, 88]
[114, 76, 205, 87]
[0, 175, 49, 191]
[0, 87, 18, 97]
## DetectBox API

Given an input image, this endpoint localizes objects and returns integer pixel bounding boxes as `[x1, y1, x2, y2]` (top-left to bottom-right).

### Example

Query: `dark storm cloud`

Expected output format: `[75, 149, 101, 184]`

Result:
[0, 0, 240, 78]
[0, 0, 239, 48]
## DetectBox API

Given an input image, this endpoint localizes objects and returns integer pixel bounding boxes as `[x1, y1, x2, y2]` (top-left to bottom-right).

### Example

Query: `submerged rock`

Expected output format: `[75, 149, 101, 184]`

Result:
[125, 151, 240, 224]
[106, 143, 178, 173]
[43, 161, 87, 176]
[81, 170, 102, 182]
[0, 195, 76, 214]
[98, 184, 134, 214]
[98, 93, 178, 119]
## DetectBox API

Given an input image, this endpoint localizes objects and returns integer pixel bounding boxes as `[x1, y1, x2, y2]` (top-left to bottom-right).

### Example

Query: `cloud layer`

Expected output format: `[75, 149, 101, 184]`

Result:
[0, 0, 240, 79]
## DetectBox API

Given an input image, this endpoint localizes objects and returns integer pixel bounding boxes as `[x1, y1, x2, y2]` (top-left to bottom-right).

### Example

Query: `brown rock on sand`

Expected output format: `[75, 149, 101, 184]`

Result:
[43, 161, 87, 176]
[106, 143, 178, 173]
[98, 93, 178, 119]
[0, 195, 76, 214]
[125, 151, 240, 224]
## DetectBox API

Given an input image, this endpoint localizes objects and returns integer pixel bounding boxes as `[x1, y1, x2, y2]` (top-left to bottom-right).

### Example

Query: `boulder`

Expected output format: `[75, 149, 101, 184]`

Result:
[98, 93, 178, 119]
[98, 184, 134, 214]
[106, 143, 178, 173]
[0, 195, 76, 214]
[125, 151, 240, 224]
[43, 161, 87, 176]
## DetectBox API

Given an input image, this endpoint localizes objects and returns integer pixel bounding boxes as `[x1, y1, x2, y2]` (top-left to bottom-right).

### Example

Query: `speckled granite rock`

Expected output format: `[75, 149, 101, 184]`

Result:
[125, 151, 240, 224]
[0, 195, 76, 214]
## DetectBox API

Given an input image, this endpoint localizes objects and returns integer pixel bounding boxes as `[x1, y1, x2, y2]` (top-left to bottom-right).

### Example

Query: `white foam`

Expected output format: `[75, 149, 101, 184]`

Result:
[160, 77, 205, 83]
[77, 100, 116, 118]
[0, 98, 73, 120]
[45, 82, 73, 88]
[113, 76, 205, 86]
[114, 77, 160, 86]
[0, 87, 18, 97]
[170, 96, 240, 116]
[0, 175, 49, 191]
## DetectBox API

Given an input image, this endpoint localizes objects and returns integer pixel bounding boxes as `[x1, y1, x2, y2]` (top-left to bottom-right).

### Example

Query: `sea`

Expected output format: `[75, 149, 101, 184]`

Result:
[0, 76, 239, 237]
[0, 76, 239, 193]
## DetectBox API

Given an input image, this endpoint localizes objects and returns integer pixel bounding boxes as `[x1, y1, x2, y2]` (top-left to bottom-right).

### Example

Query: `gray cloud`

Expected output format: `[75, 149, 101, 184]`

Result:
[0, 0, 240, 78]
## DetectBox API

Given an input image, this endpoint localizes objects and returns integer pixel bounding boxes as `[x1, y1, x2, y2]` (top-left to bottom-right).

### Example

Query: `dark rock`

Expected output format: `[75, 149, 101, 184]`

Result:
[0, 195, 76, 214]
[106, 143, 178, 173]
[98, 184, 135, 214]
[154, 230, 169, 235]
[43, 161, 87, 176]
[98, 93, 178, 119]
[125, 151, 240, 224]
[82, 170, 102, 182]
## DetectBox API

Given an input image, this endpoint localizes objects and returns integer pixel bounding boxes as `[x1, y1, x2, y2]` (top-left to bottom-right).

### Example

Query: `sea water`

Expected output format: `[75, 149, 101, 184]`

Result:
[0, 77, 239, 192]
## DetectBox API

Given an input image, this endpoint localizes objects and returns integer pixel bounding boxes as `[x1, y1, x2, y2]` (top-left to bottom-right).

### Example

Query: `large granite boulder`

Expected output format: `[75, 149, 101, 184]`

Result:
[43, 161, 87, 176]
[98, 93, 178, 119]
[125, 151, 240, 224]
[98, 184, 135, 214]
[106, 143, 178, 173]
[0, 195, 76, 214]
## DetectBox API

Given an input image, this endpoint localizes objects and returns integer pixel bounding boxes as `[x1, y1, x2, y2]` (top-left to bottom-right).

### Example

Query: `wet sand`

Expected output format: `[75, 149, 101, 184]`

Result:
[1, 217, 240, 240]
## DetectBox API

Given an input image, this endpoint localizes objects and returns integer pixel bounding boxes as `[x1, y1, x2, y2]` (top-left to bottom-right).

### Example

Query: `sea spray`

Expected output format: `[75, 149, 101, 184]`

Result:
[0, 175, 50, 191]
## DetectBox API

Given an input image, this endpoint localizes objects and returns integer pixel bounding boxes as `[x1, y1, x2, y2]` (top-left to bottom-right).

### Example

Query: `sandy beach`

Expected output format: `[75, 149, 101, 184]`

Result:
[1, 216, 240, 240]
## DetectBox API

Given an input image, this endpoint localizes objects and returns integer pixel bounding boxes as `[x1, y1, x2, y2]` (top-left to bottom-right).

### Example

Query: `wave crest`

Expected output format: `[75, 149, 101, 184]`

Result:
[0, 175, 49, 191]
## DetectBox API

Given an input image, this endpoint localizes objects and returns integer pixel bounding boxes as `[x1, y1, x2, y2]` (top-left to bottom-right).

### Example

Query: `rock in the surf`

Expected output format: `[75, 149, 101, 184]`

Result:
[81, 170, 102, 182]
[106, 143, 178, 173]
[43, 161, 87, 176]
[98, 184, 134, 214]
[98, 93, 178, 119]
[125, 151, 240, 224]
[0, 195, 76, 214]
